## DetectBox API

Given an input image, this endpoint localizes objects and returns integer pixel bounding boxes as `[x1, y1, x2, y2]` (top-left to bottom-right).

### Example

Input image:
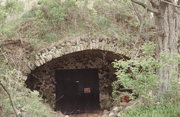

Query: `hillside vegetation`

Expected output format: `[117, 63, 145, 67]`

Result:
[0, 0, 179, 117]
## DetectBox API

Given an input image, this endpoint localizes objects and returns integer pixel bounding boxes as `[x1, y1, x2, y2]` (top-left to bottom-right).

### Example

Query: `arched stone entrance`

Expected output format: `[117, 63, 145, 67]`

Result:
[25, 37, 129, 114]
[27, 37, 130, 71]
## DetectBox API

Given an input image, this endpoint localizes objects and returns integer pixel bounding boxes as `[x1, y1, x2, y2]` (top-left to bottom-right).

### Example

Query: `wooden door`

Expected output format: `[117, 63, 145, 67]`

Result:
[55, 69, 100, 114]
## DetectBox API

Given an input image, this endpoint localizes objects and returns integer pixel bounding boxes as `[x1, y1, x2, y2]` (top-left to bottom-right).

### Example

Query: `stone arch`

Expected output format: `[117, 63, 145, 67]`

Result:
[28, 37, 130, 71]
[25, 37, 130, 113]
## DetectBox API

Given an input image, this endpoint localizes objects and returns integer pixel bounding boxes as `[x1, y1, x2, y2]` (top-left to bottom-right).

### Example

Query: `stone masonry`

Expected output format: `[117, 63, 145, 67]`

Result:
[25, 37, 129, 111]
[27, 37, 130, 74]
[26, 50, 128, 109]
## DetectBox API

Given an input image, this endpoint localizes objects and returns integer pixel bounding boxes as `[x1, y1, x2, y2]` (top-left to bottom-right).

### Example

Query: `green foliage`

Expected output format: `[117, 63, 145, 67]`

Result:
[162, 79, 180, 104]
[37, 0, 66, 21]
[0, 0, 23, 20]
[22, 91, 52, 117]
[158, 53, 180, 103]
[119, 104, 180, 117]
[18, 0, 139, 49]
[0, 20, 19, 39]
[4, 0, 24, 14]
[0, 8, 7, 22]
[0, 54, 53, 117]
[0, 70, 53, 117]
[0, 1, 179, 117]
[0, 0, 24, 39]
[112, 42, 180, 116]
[112, 43, 159, 101]
[91, 14, 112, 29]
[43, 32, 60, 43]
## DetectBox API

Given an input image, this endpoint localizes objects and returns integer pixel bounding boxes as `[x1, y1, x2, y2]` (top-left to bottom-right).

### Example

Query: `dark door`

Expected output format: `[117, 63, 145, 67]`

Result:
[55, 69, 100, 115]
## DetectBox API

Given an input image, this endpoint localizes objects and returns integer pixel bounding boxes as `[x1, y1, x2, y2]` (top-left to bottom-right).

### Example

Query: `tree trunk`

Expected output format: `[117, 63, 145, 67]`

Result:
[150, 0, 179, 96]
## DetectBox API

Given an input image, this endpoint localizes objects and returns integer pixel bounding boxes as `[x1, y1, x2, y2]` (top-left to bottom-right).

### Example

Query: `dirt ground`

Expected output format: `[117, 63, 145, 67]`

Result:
[68, 111, 103, 117]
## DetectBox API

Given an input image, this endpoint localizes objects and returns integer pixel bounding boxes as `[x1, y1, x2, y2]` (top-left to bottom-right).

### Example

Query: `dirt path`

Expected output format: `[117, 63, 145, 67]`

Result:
[68, 111, 103, 117]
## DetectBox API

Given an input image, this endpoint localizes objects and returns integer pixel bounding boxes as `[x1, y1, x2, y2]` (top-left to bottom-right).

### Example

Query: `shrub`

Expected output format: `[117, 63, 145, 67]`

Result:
[112, 42, 159, 102]
[112, 42, 180, 116]
[0, 54, 53, 117]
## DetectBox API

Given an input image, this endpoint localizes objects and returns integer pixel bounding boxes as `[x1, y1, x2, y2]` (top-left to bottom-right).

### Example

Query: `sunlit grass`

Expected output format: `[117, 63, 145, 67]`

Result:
[120, 104, 180, 117]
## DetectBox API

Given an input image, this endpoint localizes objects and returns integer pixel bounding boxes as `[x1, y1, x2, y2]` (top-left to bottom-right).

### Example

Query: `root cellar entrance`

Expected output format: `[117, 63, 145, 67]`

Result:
[25, 49, 128, 115]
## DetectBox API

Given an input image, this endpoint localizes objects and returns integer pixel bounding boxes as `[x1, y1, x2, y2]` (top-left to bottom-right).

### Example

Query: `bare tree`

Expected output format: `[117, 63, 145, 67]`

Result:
[0, 82, 18, 117]
[131, 0, 179, 97]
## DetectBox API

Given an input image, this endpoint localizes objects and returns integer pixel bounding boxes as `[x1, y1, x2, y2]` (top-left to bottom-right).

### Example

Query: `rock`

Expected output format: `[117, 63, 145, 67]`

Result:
[37, 52, 41, 55]
[79, 44, 84, 50]
[103, 109, 109, 115]
[120, 102, 128, 106]
[41, 58, 46, 64]
[26, 40, 128, 109]
[22, 76, 27, 81]
[39, 60, 44, 65]
[35, 54, 40, 60]
[45, 54, 53, 62]
[113, 106, 119, 112]
[109, 112, 115, 117]
[35, 61, 41, 67]
[28, 62, 36, 70]
[52, 46, 56, 50]
[77, 46, 81, 51]
[51, 51, 58, 58]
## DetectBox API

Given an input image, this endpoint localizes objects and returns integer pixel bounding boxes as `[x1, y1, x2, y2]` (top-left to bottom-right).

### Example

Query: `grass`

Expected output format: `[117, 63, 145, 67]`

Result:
[120, 103, 180, 117]
[1, 0, 140, 50]
[0, 1, 160, 117]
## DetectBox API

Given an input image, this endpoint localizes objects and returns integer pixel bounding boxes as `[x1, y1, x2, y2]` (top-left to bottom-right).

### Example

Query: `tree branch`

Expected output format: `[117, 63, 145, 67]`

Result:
[0, 82, 19, 117]
[175, 0, 180, 14]
[131, 0, 159, 13]
[161, 0, 180, 8]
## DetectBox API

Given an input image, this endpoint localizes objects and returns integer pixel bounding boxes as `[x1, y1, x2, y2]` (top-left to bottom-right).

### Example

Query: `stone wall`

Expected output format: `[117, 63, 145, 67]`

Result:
[27, 37, 130, 74]
[26, 50, 128, 109]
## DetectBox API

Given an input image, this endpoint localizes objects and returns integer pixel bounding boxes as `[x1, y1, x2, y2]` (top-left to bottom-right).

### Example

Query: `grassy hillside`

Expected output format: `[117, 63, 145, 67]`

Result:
[0, 0, 155, 50]
[1, 0, 179, 117]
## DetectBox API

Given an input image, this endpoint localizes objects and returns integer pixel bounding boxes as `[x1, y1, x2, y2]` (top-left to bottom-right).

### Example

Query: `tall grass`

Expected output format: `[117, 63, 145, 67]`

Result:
[120, 104, 180, 117]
